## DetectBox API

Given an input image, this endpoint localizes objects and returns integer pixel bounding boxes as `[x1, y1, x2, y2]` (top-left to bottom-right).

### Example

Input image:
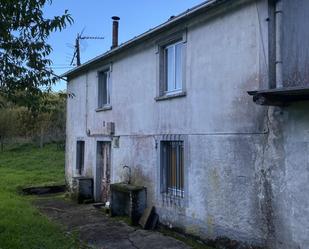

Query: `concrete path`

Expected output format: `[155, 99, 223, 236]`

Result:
[34, 198, 191, 249]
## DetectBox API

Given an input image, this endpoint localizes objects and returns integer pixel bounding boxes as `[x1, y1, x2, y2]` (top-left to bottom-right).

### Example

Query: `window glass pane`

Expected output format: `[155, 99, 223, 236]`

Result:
[165, 46, 175, 92]
[106, 71, 110, 105]
[161, 141, 184, 197]
[98, 71, 110, 107]
[179, 142, 184, 191]
[76, 141, 85, 174]
[170, 143, 177, 189]
[175, 43, 183, 90]
[98, 73, 104, 107]
[102, 72, 107, 105]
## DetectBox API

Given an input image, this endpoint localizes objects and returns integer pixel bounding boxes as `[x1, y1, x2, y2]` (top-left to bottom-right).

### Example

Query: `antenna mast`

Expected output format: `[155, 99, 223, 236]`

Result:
[71, 32, 104, 67]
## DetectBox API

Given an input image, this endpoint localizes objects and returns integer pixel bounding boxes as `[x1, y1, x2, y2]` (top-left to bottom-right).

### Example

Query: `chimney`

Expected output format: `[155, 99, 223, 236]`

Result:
[111, 16, 120, 49]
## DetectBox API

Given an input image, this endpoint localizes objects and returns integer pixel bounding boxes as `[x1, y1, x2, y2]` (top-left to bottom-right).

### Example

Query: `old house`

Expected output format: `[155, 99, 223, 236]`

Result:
[62, 0, 309, 248]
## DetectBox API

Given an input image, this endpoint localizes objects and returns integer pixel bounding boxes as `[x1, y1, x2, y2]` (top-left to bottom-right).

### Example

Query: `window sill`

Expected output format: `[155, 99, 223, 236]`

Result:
[155, 91, 186, 101]
[73, 173, 84, 178]
[96, 106, 112, 112]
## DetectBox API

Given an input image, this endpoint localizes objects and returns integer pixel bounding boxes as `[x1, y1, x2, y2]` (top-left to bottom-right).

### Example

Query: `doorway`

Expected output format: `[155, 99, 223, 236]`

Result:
[96, 141, 111, 203]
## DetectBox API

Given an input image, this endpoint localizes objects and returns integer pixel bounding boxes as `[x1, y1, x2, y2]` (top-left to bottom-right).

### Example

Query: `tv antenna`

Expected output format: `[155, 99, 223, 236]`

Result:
[71, 29, 104, 66]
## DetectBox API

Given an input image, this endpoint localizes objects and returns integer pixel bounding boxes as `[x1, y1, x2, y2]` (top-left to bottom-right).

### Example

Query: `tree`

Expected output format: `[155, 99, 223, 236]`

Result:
[48, 92, 66, 146]
[0, 107, 20, 151]
[35, 92, 66, 148]
[0, 0, 73, 109]
[17, 92, 66, 148]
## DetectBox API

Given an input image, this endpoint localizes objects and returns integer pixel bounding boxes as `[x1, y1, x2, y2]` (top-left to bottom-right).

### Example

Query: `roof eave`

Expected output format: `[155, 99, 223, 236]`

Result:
[62, 0, 229, 79]
[248, 86, 309, 106]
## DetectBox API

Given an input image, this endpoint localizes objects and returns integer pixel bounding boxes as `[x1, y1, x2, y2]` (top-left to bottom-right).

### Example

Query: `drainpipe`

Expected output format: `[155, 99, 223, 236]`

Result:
[275, 0, 283, 88]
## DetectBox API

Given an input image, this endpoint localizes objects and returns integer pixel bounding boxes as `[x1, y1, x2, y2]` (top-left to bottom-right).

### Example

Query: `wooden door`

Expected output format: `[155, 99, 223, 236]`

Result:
[97, 141, 111, 203]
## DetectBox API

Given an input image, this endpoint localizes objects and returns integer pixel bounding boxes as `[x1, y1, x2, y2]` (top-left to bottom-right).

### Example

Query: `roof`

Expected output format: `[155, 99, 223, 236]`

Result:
[62, 0, 229, 78]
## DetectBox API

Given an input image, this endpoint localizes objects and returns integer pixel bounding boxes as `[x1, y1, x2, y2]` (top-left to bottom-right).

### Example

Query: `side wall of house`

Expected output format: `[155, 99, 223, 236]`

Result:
[264, 1, 309, 248]
[260, 103, 309, 249]
[65, 0, 280, 247]
[66, 74, 88, 184]
[282, 103, 309, 249]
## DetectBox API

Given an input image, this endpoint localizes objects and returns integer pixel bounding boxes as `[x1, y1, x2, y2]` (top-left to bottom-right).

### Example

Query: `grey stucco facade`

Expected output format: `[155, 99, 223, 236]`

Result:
[64, 0, 309, 248]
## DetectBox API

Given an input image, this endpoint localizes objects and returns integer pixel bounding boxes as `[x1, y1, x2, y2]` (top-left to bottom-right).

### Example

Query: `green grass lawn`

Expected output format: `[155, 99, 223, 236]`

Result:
[0, 143, 84, 249]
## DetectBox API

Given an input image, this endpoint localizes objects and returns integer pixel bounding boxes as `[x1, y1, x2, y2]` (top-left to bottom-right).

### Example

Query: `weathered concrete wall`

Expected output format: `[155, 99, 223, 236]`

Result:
[262, 104, 309, 249]
[66, 74, 87, 184]
[66, 0, 309, 248]
[259, 1, 309, 248]
[282, 104, 309, 249]
[158, 135, 267, 243]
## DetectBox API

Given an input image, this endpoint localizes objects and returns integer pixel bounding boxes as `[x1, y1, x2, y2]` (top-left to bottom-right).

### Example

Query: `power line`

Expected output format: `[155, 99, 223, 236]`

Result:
[49, 66, 75, 69]
[80, 36, 105, 40]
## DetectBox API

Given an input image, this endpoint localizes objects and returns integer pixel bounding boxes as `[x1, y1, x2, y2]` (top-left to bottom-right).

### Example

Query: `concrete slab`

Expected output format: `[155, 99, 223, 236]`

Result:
[138, 206, 155, 229]
[34, 198, 192, 249]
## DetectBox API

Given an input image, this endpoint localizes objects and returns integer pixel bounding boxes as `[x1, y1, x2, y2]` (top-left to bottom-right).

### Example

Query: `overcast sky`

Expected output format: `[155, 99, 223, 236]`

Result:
[44, 1, 205, 91]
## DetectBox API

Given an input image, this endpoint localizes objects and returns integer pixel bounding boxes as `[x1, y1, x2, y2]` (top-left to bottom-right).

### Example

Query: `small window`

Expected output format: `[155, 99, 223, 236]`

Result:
[98, 70, 111, 108]
[76, 141, 85, 175]
[161, 141, 184, 197]
[164, 41, 183, 95]
[156, 31, 187, 100]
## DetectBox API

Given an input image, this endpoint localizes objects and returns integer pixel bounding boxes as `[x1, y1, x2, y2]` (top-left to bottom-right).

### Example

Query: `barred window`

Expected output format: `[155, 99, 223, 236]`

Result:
[161, 141, 184, 197]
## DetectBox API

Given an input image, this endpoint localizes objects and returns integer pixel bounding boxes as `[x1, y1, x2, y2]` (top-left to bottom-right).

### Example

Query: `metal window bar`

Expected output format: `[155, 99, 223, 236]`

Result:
[161, 141, 184, 198]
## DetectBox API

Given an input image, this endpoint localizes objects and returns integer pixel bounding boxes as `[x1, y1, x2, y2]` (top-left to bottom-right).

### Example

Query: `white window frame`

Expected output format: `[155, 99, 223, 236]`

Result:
[97, 69, 111, 108]
[155, 29, 187, 100]
[164, 41, 183, 95]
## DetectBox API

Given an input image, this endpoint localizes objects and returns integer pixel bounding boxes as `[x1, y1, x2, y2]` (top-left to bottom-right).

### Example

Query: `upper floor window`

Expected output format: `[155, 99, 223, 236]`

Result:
[156, 30, 187, 101]
[98, 70, 111, 108]
[164, 41, 183, 94]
